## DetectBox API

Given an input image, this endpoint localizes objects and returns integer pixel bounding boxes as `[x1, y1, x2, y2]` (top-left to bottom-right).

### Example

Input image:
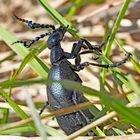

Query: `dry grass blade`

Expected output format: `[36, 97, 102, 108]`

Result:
[0, 0, 139, 139]
[76, 1, 123, 23]
[67, 98, 140, 139]
[0, 100, 100, 132]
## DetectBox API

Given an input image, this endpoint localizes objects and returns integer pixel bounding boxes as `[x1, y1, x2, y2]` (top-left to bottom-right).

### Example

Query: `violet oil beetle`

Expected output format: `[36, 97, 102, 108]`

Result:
[12, 16, 131, 135]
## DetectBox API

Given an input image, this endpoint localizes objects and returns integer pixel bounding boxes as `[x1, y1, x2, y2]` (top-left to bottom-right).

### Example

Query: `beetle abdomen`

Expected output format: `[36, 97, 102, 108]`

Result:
[47, 59, 94, 135]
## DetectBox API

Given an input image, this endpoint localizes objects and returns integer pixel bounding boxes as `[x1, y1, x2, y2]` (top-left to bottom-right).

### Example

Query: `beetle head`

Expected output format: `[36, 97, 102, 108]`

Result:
[47, 25, 69, 49]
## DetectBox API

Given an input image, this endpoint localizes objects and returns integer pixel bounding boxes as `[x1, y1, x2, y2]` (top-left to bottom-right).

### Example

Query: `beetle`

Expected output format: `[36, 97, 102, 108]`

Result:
[12, 16, 131, 135]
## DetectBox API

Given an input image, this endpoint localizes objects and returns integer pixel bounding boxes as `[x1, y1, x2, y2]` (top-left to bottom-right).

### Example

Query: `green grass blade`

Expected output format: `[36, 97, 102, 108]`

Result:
[0, 126, 33, 135]
[66, 0, 83, 21]
[127, 75, 140, 96]
[115, 39, 140, 74]
[112, 128, 126, 135]
[0, 52, 16, 64]
[12, 52, 37, 80]
[58, 80, 140, 128]
[0, 125, 65, 136]
[12, 44, 50, 81]
[0, 79, 47, 88]
[26, 88, 47, 139]
[0, 26, 48, 78]
[0, 108, 9, 124]
[103, 95, 140, 128]
[100, 0, 131, 91]
[118, 74, 140, 95]
[130, 58, 140, 74]
[44, 126, 66, 136]
[60, 80, 140, 128]
[38, 0, 81, 38]
[1, 78, 140, 130]
[0, 89, 28, 118]
[34, 55, 50, 73]
[0, 88, 36, 131]
[104, 0, 131, 57]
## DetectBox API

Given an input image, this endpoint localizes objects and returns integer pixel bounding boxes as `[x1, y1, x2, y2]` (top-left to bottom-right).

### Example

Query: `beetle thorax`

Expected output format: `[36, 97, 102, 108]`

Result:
[50, 47, 64, 64]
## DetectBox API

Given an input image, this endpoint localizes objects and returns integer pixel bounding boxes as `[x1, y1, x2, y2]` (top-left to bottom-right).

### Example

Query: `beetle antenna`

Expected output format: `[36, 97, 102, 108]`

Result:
[14, 15, 55, 30]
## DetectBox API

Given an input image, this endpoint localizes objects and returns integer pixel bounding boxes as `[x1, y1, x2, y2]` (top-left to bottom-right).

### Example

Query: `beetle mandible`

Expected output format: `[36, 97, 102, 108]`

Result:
[12, 16, 131, 135]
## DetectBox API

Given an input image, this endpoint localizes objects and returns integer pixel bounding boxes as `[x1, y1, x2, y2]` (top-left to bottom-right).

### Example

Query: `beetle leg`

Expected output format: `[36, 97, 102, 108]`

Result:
[70, 40, 90, 58]
[81, 34, 110, 51]
[12, 32, 51, 48]
[39, 101, 49, 115]
[14, 15, 55, 30]
[79, 50, 100, 60]
[89, 52, 132, 68]
[72, 92, 91, 123]
[63, 43, 88, 59]
[87, 131, 95, 136]
[71, 54, 86, 71]
[71, 62, 89, 71]
[93, 34, 110, 50]
[72, 52, 131, 71]
[68, 35, 109, 59]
